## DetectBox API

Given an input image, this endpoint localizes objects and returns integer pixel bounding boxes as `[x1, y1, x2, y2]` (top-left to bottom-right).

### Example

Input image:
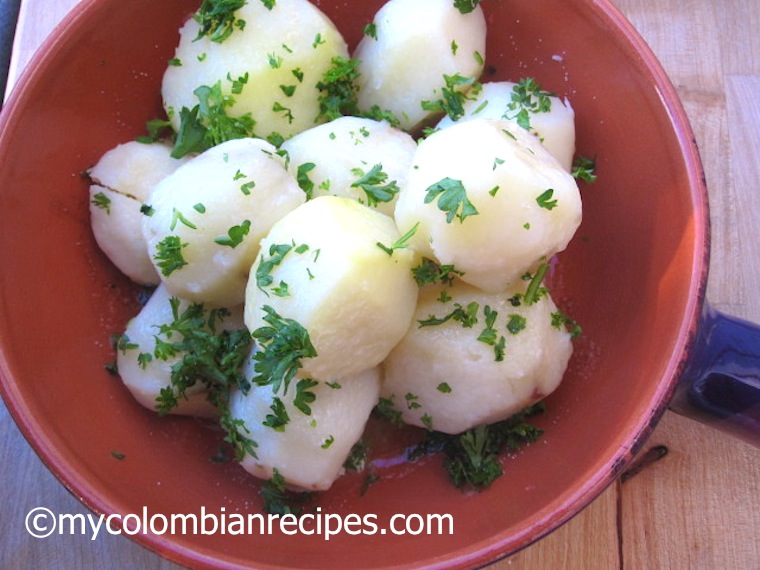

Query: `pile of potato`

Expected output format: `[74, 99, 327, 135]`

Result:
[89, 0, 581, 492]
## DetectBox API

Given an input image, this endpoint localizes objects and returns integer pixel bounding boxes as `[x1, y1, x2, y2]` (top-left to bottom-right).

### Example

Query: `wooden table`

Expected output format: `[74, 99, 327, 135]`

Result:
[1, 1, 759, 568]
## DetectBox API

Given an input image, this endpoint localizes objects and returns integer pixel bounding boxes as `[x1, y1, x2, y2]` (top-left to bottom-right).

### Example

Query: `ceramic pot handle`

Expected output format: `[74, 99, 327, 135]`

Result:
[670, 303, 760, 446]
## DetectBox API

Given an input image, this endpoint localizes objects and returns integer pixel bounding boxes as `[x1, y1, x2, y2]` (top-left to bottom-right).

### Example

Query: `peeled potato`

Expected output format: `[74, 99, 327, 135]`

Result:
[281, 116, 416, 217]
[245, 195, 420, 381]
[88, 141, 189, 284]
[116, 284, 246, 417]
[354, 0, 486, 132]
[436, 81, 576, 171]
[142, 137, 305, 308]
[162, 0, 348, 141]
[230, 356, 380, 491]
[394, 119, 582, 292]
[381, 279, 573, 434]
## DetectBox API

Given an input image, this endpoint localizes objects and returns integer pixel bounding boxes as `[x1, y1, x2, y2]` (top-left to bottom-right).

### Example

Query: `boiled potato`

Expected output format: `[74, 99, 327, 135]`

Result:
[381, 279, 573, 434]
[230, 356, 380, 491]
[88, 141, 189, 284]
[436, 80, 576, 171]
[281, 116, 416, 217]
[142, 137, 305, 308]
[394, 119, 582, 292]
[116, 284, 245, 417]
[354, 0, 486, 132]
[162, 0, 348, 142]
[245, 195, 420, 381]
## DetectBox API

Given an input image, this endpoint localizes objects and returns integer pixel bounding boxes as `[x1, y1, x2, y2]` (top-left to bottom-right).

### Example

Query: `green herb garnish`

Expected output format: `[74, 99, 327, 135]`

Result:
[424, 177, 478, 223]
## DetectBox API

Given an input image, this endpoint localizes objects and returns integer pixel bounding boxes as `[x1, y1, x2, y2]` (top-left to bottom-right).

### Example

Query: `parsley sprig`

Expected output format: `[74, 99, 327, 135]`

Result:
[424, 177, 479, 223]
[149, 297, 256, 461]
[350, 164, 401, 207]
[422, 74, 481, 122]
[316, 57, 361, 122]
[409, 403, 545, 490]
[259, 468, 313, 515]
[453, 0, 483, 14]
[504, 78, 553, 131]
[171, 81, 256, 158]
[250, 305, 317, 395]
[193, 0, 248, 44]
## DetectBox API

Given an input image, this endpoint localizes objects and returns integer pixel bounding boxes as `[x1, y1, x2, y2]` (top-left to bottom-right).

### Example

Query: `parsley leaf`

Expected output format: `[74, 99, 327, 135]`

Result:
[295, 162, 316, 199]
[350, 164, 400, 207]
[419, 301, 479, 328]
[572, 155, 598, 183]
[214, 219, 251, 248]
[316, 57, 361, 121]
[91, 192, 111, 214]
[193, 0, 247, 44]
[154, 235, 188, 276]
[424, 177, 478, 223]
[536, 189, 558, 210]
[255, 242, 309, 294]
[504, 78, 553, 131]
[453, 0, 483, 14]
[263, 397, 290, 431]
[149, 297, 255, 460]
[171, 81, 257, 158]
[259, 468, 313, 515]
[293, 377, 318, 415]
[409, 403, 545, 490]
[422, 74, 481, 122]
[250, 306, 317, 395]
[412, 258, 465, 286]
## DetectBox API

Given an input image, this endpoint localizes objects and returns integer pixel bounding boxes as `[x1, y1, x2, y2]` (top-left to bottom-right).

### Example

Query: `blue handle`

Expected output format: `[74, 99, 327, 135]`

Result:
[670, 303, 760, 446]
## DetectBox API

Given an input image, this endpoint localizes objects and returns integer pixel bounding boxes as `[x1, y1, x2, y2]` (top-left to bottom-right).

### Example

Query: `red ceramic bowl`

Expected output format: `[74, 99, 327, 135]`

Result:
[1, 0, 757, 568]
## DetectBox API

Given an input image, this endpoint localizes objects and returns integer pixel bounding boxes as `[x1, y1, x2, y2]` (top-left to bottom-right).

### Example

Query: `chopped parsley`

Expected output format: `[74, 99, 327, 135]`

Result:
[193, 0, 247, 44]
[214, 220, 251, 248]
[421, 73, 481, 122]
[552, 310, 583, 339]
[255, 242, 309, 294]
[153, 235, 188, 276]
[374, 397, 403, 426]
[171, 81, 256, 158]
[149, 296, 255, 461]
[411, 259, 464, 287]
[259, 468, 313, 516]
[419, 301, 479, 328]
[453, 0, 483, 14]
[523, 262, 549, 305]
[504, 78, 553, 131]
[315, 57, 361, 122]
[136, 117, 173, 144]
[507, 314, 527, 334]
[376, 223, 418, 256]
[250, 305, 317, 395]
[295, 162, 316, 199]
[536, 189, 558, 210]
[409, 403, 545, 490]
[263, 397, 289, 431]
[424, 177, 479, 223]
[293, 377, 318, 415]
[572, 155, 598, 183]
[350, 164, 400, 207]
[91, 191, 111, 214]
[363, 21, 378, 39]
[476, 305, 506, 361]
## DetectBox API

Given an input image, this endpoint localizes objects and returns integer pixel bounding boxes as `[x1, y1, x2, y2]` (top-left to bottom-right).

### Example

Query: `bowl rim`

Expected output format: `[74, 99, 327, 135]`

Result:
[0, 0, 711, 567]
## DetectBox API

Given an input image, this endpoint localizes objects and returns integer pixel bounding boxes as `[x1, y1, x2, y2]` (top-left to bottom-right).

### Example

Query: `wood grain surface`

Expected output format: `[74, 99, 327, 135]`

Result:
[1, 0, 759, 568]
